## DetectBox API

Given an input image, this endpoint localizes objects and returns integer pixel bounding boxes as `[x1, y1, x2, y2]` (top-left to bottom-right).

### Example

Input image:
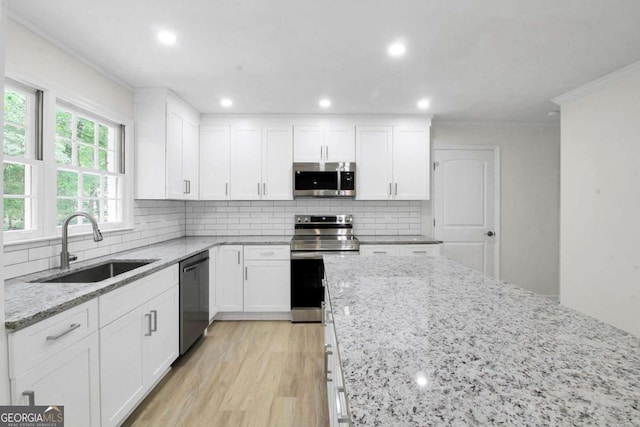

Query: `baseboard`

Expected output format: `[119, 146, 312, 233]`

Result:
[213, 312, 292, 321]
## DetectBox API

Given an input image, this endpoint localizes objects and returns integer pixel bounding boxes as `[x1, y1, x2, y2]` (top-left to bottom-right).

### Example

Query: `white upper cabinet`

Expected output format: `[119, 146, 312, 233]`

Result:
[134, 89, 200, 200]
[293, 126, 355, 162]
[356, 124, 430, 200]
[229, 124, 293, 200]
[199, 126, 231, 200]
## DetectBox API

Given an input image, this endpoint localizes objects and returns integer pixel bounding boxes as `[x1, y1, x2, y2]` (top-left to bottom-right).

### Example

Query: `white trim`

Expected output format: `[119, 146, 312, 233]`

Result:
[200, 114, 433, 127]
[552, 60, 640, 105]
[213, 312, 292, 321]
[3, 226, 135, 248]
[432, 144, 501, 280]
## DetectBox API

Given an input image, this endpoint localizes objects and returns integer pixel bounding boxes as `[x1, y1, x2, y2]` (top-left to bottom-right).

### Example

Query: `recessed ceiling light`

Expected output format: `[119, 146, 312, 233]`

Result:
[387, 42, 406, 57]
[220, 98, 233, 108]
[319, 98, 331, 108]
[417, 99, 430, 110]
[157, 31, 177, 45]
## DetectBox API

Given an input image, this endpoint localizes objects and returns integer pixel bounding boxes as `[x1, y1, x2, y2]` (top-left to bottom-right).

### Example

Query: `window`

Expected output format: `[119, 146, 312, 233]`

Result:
[55, 103, 124, 226]
[3, 81, 41, 234]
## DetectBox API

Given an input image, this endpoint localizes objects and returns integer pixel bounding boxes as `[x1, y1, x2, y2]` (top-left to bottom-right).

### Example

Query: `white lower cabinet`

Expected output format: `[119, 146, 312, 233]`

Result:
[209, 248, 218, 321]
[99, 266, 179, 427]
[360, 243, 442, 256]
[216, 244, 290, 315]
[8, 300, 101, 427]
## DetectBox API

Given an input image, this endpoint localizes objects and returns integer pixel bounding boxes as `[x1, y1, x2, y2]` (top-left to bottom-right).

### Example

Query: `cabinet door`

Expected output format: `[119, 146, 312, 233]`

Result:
[216, 246, 244, 311]
[230, 126, 262, 200]
[200, 126, 230, 200]
[244, 260, 291, 312]
[209, 250, 217, 321]
[182, 117, 199, 200]
[146, 286, 179, 386]
[12, 333, 100, 427]
[325, 126, 355, 162]
[99, 306, 146, 427]
[393, 127, 430, 200]
[355, 126, 393, 200]
[262, 126, 293, 200]
[165, 103, 185, 199]
[293, 126, 324, 162]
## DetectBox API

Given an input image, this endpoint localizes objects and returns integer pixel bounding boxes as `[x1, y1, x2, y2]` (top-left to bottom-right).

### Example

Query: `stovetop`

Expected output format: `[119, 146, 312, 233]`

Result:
[291, 214, 359, 252]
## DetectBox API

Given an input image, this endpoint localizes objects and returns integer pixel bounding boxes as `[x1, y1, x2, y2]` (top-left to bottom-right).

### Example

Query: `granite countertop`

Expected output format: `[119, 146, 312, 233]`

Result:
[323, 255, 640, 426]
[357, 235, 442, 244]
[5, 236, 292, 331]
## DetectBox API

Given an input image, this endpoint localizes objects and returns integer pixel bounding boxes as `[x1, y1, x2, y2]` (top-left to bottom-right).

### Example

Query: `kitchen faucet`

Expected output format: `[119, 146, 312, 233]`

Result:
[60, 212, 103, 269]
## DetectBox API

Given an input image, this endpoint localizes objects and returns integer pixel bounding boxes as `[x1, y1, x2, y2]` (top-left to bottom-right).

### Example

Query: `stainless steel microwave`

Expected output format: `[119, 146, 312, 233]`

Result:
[293, 162, 356, 198]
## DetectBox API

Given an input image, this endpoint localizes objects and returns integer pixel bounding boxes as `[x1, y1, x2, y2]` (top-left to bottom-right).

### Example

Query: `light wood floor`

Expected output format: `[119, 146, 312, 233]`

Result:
[123, 321, 329, 427]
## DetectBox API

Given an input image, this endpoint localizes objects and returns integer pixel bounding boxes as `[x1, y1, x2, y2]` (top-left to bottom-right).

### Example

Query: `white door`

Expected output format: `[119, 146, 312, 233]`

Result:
[230, 126, 262, 200]
[165, 104, 184, 199]
[12, 334, 100, 427]
[199, 125, 230, 200]
[216, 246, 244, 311]
[393, 127, 430, 200]
[181, 118, 199, 200]
[355, 126, 393, 200]
[262, 126, 293, 200]
[325, 126, 355, 162]
[243, 260, 291, 312]
[146, 286, 179, 385]
[433, 147, 499, 277]
[293, 126, 324, 162]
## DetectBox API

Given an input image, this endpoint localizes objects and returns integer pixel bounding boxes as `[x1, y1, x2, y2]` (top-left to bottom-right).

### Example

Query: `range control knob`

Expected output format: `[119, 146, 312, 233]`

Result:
[338, 217, 343, 222]
[346, 216, 352, 222]
[304, 217, 310, 222]
[297, 217, 302, 222]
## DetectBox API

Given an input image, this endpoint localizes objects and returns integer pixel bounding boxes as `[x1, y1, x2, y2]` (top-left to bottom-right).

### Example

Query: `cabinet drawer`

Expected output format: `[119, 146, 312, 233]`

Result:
[399, 244, 441, 256]
[99, 265, 178, 328]
[8, 299, 99, 378]
[359, 245, 400, 256]
[244, 245, 290, 260]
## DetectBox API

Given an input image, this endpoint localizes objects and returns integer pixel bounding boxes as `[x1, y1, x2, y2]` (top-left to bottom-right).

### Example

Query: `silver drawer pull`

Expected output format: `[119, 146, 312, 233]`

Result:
[145, 313, 152, 336]
[46, 323, 80, 341]
[151, 310, 158, 332]
[372, 251, 387, 254]
[413, 251, 428, 254]
[22, 390, 35, 406]
[260, 252, 275, 256]
[336, 386, 350, 423]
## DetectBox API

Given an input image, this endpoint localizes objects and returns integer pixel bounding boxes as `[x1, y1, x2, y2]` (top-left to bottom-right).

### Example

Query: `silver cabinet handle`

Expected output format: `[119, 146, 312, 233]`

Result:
[187, 180, 191, 194]
[394, 182, 398, 195]
[320, 146, 323, 160]
[325, 145, 329, 159]
[245, 266, 248, 280]
[413, 251, 428, 254]
[372, 251, 387, 254]
[257, 182, 261, 195]
[46, 323, 80, 340]
[151, 310, 158, 332]
[22, 390, 35, 406]
[324, 344, 333, 381]
[321, 301, 326, 325]
[260, 251, 275, 256]
[225, 182, 228, 195]
[389, 183, 392, 195]
[336, 386, 350, 423]
[183, 258, 209, 273]
[184, 180, 189, 194]
[237, 251, 241, 264]
[145, 313, 152, 336]
[263, 182, 266, 196]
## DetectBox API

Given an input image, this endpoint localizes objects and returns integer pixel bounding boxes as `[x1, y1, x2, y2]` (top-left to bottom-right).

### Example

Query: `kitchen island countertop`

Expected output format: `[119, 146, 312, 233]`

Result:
[323, 255, 640, 426]
[357, 235, 442, 244]
[5, 236, 291, 330]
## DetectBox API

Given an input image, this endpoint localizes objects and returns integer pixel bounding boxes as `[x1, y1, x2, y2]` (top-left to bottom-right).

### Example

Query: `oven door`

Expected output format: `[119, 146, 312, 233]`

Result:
[294, 170, 339, 197]
[290, 252, 325, 322]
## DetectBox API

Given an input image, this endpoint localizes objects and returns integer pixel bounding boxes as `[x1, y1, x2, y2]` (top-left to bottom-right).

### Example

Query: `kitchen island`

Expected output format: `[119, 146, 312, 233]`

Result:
[323, 255, 640, 426]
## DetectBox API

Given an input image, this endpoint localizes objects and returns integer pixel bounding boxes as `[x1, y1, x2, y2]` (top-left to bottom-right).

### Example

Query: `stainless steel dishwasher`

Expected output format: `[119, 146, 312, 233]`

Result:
[179, 251, 209, 354]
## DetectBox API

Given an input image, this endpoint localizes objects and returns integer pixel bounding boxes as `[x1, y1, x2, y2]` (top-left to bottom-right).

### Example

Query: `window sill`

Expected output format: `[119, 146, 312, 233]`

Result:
[3, 226, 135, 248]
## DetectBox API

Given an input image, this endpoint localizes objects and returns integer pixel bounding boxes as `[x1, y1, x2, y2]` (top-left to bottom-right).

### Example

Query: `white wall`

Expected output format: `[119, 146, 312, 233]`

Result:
[0, 0, 11, 405]
[431, 123, 560, 298]
[556, 63, 640, 337]
[5, 18, 133, 120]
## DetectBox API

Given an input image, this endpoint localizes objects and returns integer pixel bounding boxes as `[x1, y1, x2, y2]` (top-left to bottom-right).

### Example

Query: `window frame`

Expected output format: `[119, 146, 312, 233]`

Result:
[3, 74, 134, 244]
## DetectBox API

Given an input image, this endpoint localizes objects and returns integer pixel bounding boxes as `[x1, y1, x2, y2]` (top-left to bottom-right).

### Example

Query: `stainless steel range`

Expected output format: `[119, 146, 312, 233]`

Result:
[290, 215, 359, 322]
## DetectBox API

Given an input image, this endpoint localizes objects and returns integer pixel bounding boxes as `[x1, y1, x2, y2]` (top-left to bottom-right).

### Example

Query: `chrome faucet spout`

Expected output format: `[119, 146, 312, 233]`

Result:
[60, 212, 103, 269]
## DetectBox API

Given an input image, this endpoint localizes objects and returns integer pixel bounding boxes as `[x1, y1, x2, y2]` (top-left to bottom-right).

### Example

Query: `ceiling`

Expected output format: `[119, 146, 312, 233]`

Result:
[7, 0, 640, 122]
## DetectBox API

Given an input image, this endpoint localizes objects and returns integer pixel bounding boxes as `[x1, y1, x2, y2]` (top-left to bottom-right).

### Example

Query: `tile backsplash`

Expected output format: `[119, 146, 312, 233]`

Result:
[3, 200, 186, 279]
[4, 199, 424, 279]
[185, 200, 423, 236]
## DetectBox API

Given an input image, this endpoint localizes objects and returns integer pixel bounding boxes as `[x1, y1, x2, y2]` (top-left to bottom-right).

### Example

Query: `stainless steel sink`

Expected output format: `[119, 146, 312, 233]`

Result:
[38, 260, 156, 283]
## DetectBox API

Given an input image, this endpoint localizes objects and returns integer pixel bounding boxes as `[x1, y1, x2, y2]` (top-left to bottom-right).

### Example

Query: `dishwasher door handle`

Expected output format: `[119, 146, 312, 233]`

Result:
[182, 258, 209, 273]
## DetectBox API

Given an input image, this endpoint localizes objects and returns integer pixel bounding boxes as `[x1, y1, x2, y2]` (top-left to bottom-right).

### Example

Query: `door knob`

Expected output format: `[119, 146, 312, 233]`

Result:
[486, 231, 495, 237]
